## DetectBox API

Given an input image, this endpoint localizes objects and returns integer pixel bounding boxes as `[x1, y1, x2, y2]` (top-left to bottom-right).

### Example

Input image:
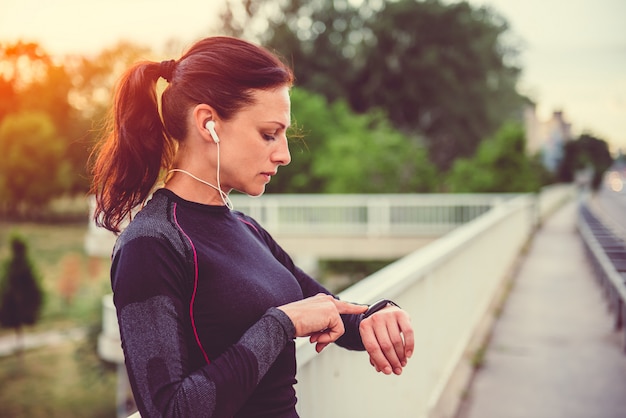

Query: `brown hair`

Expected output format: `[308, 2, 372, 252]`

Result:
[90, 37, 294, 232]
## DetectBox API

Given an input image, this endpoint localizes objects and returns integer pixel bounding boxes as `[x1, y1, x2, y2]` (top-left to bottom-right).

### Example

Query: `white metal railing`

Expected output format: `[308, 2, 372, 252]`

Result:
[229, 193, 518, 237]
[86, 193, 518, 260]
[97, 185, 576, 418]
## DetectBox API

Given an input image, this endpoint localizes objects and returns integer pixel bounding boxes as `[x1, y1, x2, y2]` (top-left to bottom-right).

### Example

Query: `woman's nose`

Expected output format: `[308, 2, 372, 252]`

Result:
[273, 136, 291, 166]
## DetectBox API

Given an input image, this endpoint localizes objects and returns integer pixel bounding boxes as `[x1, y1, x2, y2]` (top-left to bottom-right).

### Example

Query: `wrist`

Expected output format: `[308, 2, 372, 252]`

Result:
[361, 299, 400, 319]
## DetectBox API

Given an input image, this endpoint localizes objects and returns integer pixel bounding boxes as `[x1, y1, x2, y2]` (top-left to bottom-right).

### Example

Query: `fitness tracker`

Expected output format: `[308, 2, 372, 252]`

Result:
[361, 299, 400, 319]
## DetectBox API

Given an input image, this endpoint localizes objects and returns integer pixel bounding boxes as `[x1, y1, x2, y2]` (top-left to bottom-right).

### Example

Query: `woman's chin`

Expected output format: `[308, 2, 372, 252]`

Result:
[243, 186, 266, 198]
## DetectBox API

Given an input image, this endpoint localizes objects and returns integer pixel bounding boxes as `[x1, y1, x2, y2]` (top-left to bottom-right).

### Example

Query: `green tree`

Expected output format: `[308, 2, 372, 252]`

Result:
[310, 102, 437, 193]
[0, 112, 70, 217]
[445, 122, 542, 193]
[0, 41, 88, 193]
[221, 0, 525, 171]
[0, 40, 153, 195]
[266, 88, 437, 193]
[557, 133, 613, 189]
[351, 0, 524, 171]
[0, 233, 44, 357]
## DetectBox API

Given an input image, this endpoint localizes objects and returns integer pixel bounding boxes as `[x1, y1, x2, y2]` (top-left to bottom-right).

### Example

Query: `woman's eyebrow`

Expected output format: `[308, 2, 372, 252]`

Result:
[264, 121, 290, 129]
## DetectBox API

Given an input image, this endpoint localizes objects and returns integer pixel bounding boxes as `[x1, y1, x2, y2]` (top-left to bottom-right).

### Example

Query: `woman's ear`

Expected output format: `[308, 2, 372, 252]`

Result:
[192, 104, 219, 144]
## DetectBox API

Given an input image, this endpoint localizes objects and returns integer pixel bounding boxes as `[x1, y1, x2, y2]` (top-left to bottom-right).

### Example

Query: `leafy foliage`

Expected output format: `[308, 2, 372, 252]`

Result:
[0, 42, 89, 193]
[445, 122, 544, 193]
[557, 133, 613, 189]
[0, 40, 155, 218]
[220, 0, 525, 170]
[0, 112, 71, 217]
[267, 88, 437, 193]
[0, 233, 44, 335]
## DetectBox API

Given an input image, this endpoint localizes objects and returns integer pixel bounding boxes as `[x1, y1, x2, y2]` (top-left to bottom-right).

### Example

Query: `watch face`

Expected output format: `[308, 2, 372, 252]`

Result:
[363, 300, 389, 318]
[362, 299, 400, 318]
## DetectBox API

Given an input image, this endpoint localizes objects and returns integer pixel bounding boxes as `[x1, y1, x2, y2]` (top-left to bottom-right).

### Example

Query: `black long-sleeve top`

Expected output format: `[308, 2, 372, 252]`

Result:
[111, 189, 365, 417]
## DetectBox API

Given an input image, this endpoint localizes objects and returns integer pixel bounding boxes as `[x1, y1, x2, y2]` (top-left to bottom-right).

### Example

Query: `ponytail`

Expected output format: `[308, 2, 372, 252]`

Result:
[90, 61, 175, 233]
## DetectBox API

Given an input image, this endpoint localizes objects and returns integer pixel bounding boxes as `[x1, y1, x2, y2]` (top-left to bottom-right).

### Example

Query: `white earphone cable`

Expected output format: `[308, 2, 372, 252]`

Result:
[167, 141, 233, 210]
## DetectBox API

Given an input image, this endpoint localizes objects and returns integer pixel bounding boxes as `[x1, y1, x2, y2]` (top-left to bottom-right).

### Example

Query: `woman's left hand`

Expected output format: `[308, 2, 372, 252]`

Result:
[359, 305, 414, 375]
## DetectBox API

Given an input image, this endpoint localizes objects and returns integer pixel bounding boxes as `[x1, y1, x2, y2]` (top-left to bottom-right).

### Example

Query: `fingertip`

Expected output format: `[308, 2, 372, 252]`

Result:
[316, 342, 328, 353]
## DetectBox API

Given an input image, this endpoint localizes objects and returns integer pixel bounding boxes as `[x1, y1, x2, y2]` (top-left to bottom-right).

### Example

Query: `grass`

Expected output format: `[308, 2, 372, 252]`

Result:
[0, 340, 116, 418]
[0, 217, 117, 417]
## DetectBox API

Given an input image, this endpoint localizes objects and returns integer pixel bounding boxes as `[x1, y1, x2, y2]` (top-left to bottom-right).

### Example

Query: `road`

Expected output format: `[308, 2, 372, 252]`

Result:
[592, 168, 626, 240]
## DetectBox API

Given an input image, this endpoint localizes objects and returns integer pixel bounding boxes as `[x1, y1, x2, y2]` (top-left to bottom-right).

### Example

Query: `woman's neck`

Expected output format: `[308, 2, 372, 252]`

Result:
[165, 169, 231, 208]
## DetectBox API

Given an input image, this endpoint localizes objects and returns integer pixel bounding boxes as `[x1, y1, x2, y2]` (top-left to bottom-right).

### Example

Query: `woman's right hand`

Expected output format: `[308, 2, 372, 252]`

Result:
[277, 293, 367, 352]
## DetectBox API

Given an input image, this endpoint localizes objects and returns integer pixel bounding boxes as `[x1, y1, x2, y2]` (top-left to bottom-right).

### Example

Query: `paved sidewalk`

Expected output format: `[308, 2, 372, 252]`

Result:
[0, 327, 86, 356]
[456, 201, 626, 418]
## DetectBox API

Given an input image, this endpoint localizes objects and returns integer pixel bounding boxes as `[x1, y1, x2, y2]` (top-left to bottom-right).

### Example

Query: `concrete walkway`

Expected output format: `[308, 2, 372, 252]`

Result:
[456, 201, 626, 418]
[0, 327, 86, 356]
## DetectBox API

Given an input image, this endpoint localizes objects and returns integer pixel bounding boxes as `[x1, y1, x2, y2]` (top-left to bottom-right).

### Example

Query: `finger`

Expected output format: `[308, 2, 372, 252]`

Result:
[318, 316, 345, 345]
[360, 320, 393, 374]
[398, 314, 415, 359]
[311, 329, 342, 354]
[333, 299, 368, 315]
[360, 323, 378, 370]
[323, 324, 345, 343]
[315, 342, 330, 353]
[384, 319, 407, 367]
[309, 332, 331, 352]
[377, 320, 404, 375]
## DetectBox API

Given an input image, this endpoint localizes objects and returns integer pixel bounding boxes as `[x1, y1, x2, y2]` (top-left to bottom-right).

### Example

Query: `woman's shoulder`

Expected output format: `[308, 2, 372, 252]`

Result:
[114, 191, 184, 253]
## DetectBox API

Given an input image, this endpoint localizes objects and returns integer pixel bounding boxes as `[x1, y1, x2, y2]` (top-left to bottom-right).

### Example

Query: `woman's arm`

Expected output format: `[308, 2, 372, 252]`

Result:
[117, 295, 294, 417]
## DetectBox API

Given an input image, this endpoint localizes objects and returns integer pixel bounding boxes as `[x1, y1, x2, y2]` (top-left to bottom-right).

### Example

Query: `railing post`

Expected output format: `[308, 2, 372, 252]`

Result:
[265, 198, 280, 234]
[367, 198, 391, 237]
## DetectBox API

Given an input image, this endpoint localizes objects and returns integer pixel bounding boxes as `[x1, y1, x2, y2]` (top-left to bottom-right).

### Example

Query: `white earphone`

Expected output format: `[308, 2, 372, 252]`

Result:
[205, 120, 220, 144]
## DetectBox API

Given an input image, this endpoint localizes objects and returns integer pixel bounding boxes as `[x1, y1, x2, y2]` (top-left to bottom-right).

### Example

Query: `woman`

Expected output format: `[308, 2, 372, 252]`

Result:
[91, 36, 413, 417]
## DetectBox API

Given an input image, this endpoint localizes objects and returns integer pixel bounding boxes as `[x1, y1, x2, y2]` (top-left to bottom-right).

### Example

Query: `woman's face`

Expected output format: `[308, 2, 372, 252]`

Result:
[217, 86, 292, 197]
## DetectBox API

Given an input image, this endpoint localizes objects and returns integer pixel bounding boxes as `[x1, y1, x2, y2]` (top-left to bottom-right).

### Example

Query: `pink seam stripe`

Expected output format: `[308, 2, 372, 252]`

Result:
[238, 217, 260, 234]
[172, 203, 210, 364]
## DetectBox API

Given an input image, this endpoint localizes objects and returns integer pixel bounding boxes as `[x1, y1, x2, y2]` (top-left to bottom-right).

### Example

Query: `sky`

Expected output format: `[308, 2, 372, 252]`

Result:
[1, 0, 625, 152]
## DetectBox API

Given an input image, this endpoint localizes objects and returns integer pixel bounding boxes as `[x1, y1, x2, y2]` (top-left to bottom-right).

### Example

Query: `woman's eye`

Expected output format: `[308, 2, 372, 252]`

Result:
[262, 133, 276, 141]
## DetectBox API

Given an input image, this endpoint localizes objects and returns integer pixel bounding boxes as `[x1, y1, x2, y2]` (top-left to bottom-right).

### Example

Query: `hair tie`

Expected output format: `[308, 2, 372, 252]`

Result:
[159, 59, 177, 82]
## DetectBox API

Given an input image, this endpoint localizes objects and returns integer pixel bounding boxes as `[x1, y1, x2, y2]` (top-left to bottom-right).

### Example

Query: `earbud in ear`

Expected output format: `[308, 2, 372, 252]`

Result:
[205, 120, 220, 144]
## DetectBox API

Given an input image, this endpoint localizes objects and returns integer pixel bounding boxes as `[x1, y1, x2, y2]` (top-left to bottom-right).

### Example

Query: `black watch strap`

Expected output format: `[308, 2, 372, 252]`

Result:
[361, 299, 400, 319]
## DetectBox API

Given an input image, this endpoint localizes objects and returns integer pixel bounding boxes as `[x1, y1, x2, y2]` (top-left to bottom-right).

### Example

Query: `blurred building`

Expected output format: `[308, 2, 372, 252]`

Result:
[524, 104, 573, 172]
